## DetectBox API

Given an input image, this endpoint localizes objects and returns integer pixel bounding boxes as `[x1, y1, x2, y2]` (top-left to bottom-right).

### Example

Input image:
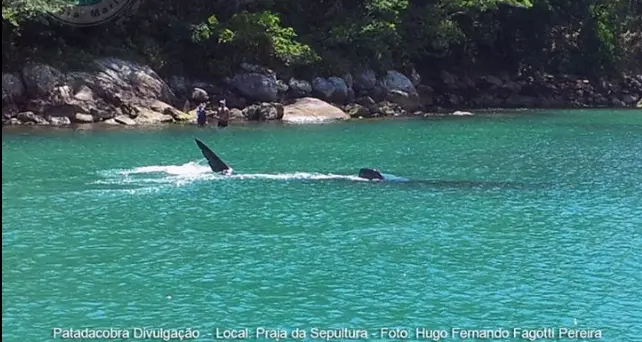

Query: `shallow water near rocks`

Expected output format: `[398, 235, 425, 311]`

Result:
[2, 109, 641, 341]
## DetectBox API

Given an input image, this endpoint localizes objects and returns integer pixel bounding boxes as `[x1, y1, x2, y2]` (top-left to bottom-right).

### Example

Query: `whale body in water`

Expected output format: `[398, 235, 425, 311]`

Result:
[194, 138, 536, 189]
[358, 168, 409, 182]
[195, 139, 403, 181]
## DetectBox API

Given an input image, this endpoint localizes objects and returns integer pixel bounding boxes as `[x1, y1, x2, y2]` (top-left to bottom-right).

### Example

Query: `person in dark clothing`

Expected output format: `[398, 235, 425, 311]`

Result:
[196, 103, 207, 126]
[215, 99, 229, 128]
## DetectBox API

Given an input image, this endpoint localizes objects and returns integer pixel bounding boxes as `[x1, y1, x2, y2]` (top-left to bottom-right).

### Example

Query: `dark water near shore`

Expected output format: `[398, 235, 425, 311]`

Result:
[2, 109, 641, 341]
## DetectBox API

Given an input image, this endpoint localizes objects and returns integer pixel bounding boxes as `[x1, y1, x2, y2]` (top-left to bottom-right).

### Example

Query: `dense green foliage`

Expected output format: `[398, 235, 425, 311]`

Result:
[2, 0, 641, 79]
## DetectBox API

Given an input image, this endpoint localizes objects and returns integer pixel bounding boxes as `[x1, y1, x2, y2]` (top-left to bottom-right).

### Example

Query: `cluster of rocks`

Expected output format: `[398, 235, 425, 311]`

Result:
[429, 71, 642, 109]
[2, 58, 191, 126]
[2, 57, 428, 126]
[170, 63, 425, 122]
[2, 57, 641, 127]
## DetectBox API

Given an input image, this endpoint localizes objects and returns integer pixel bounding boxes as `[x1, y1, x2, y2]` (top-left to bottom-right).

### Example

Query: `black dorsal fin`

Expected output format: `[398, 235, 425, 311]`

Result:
[194, 139, 231, 173]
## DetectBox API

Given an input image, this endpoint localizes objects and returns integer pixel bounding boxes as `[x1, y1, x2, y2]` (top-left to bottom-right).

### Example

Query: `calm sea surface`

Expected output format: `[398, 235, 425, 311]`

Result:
[2, 110, 641, 341]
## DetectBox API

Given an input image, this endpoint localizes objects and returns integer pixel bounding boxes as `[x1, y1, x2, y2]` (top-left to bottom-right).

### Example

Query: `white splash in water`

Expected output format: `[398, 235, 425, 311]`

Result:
[123, 161, 211, 177]
[229, 172, 365, 181]
[91, 160, 368, 195]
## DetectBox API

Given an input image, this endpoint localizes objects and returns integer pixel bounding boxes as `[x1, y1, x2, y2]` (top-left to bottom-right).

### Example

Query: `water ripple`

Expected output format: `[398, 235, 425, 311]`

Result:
[2, 112, 641, 341]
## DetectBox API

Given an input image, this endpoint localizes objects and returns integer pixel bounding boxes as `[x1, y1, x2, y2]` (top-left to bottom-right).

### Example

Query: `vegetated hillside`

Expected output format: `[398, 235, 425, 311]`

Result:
[2, 0, 641, 80]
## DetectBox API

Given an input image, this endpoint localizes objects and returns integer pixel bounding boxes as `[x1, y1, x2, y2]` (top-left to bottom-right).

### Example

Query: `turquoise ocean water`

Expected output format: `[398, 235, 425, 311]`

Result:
[2, 110, 641, 341]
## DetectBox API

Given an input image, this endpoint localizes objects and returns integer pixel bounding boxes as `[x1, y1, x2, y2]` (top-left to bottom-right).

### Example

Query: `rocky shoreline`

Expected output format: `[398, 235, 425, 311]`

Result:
[2, 58, 641, 128]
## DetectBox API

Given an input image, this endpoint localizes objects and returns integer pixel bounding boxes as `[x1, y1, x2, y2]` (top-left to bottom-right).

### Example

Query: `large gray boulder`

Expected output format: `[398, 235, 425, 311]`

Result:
[114, 115, 137, 125]
[132, 106, 174, 124]
[231, 72, 278, 102]
[382, 70, 417, 95]
[380, 71, 420, 110]
[312, 77, 333, 99]
[64, 58, 177, 110]
[10, 58, 189, 125]
[386, 89, 421, 111]
[344, 103, 372, 118]
[312, 77, 349, 103]
[2, 73, 25, 104]
[74, 113, 95, 123]
[288, 77, 312, 97]
[282, 97, 350, 124]
[354, 69, 377, 92]
[47, 116, 71, 126]
[17, 111, 49, 125]
[22, 64, 64, 98]
[90, 57, 177, 105]
[28, 84, 113, 119]
[328, 76, 349, 103]
[242, 102, 284, 121]
[191, 87, 209, 102]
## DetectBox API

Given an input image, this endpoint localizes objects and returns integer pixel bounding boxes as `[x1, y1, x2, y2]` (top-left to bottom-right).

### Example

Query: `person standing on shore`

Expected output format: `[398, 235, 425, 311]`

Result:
[196, 102, 207, 127]
[215, 99, 230, 128]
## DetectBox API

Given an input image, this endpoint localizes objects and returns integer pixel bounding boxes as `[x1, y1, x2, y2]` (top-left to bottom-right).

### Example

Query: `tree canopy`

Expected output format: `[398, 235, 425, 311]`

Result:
[2, 0, 641, 78]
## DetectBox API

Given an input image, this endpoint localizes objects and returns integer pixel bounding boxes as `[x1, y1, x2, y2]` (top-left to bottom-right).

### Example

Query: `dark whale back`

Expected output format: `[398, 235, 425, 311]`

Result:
[358, 168, 384, 180]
